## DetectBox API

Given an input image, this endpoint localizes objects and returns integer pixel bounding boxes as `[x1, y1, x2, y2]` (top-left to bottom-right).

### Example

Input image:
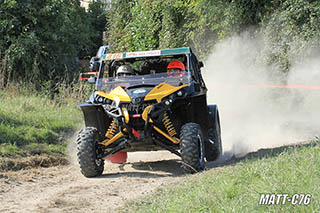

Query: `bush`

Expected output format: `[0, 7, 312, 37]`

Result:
[261, 0, 320, 72]
[0, 0, 107, 87]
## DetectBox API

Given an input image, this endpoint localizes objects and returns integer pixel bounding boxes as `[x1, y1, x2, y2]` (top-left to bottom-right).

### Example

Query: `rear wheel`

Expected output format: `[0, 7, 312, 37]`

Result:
[205, 105, 222, 161]
[76, 127, 104, 177]
[180, 123, 205, 173]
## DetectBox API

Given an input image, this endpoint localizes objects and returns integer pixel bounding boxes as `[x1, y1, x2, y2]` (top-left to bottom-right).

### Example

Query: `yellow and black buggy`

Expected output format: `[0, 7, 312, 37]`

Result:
[76, 47, 222, 177]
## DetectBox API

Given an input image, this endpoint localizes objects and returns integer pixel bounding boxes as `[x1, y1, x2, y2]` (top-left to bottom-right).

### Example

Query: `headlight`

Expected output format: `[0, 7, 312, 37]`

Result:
[164, 99, 172, 105]
[168, 89, 185, 100]
[94, 94, 112, 104]
[163, 89, 185, 105]
[177, 91, 183, 97]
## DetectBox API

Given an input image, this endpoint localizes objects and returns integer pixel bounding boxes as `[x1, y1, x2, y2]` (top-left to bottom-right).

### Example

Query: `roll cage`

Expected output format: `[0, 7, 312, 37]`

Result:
[94, 47, 206, 92]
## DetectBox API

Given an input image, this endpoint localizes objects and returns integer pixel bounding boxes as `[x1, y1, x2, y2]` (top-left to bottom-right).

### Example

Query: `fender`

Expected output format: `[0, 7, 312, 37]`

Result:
[79, 103, 110, 136]
[179, 95, 209, 138]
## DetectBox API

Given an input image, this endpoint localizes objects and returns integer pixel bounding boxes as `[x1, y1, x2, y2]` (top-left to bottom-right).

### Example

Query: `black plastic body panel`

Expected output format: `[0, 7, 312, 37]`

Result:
[79, 103, 110, 137]
[184, 95, 209, 138]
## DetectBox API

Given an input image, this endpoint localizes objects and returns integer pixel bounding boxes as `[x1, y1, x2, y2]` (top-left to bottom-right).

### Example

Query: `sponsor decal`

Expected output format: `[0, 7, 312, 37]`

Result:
[133, 89, 147, 94]
[104, 53, 123, 60]
[126, 50, 161, 58]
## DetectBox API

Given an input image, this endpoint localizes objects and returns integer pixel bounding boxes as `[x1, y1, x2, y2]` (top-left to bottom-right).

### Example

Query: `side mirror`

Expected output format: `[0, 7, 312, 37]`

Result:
[90, 61, 100, 72]
[93, 56, 100, 62]
[199, 61, 204, 68]
[88, 76, 96, 84]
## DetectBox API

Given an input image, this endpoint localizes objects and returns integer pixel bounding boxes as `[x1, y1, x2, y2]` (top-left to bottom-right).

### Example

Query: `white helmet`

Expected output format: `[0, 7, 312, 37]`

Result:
[116, 65, 134, 76]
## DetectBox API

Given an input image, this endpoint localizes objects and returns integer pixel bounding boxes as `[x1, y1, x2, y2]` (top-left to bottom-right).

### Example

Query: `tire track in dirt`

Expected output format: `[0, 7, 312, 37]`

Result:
[0, 151, 184, 213]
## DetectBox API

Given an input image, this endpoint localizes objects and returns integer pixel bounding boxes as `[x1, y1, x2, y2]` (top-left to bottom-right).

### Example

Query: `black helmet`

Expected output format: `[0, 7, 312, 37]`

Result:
[116, 65, 134, 76]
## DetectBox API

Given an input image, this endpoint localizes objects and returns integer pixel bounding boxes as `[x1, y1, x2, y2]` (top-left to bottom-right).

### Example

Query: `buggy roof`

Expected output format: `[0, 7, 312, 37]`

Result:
[101, 47, 190, 61]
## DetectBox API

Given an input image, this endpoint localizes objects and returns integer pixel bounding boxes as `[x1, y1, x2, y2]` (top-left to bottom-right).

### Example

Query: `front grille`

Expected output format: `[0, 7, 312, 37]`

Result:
[121, 102, 154, 114]
[121, 101, 155, 130]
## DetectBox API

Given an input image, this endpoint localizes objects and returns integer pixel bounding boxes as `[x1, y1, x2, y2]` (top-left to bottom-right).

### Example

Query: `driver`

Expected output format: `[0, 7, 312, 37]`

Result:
[116, 65, 135, 77]
[167, 61, 186, 75]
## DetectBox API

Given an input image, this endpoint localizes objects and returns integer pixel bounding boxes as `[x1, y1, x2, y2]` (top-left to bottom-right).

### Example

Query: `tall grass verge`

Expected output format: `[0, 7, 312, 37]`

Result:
[0, 81, 93, 158]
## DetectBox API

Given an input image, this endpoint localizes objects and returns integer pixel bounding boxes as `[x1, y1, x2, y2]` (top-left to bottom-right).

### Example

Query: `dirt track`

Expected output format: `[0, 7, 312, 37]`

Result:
[0, 141, 303, 212]
[0, 151, 186, 213]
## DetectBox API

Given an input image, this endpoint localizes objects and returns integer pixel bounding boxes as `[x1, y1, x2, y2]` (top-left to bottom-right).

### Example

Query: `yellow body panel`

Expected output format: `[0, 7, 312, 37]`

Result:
[122, 108, 130, 123]
[95, 86, 131, 102]
[142, 106, 152, 122]
[144, 83, 188, 103]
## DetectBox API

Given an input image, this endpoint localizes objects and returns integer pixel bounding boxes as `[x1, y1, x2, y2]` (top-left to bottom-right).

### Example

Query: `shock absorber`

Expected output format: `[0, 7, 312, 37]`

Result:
[105, 118, 119, 139]
[162, 112, 177, 137]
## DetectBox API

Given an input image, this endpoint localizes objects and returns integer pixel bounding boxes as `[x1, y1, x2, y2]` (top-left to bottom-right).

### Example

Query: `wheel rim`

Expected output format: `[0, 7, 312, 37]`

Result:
[95, 159, 102, 166]
[197, 134, 204, 167]
[94, 138, 103, 166]
[215, 121, 221, 153]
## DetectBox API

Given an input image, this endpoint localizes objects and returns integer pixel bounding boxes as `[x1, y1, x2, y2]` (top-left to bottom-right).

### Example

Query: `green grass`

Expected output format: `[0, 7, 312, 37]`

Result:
[0, 84, 86, 157]
[123, 139, 320, 212]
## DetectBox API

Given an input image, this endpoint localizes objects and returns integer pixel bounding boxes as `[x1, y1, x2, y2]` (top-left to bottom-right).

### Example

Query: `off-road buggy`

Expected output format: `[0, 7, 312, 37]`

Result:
[76, 47, 222, 177]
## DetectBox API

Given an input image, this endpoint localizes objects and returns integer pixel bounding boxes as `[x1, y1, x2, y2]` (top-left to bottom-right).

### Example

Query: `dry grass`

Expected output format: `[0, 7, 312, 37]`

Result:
[0, 155, 69, 172]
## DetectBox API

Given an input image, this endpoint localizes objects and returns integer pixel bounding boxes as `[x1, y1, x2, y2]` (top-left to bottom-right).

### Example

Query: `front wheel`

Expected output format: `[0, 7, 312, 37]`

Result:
[180, 123, 205, 173]
[76, 127, 104, 177]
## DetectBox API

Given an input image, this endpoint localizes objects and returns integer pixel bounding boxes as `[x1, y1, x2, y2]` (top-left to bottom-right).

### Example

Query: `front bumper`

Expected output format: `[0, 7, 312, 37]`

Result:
[96, 100, 181, 158]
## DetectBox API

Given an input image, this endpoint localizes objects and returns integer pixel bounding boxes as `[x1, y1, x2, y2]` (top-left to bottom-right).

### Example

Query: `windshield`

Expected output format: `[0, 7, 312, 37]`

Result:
[96, 71, 191, 92]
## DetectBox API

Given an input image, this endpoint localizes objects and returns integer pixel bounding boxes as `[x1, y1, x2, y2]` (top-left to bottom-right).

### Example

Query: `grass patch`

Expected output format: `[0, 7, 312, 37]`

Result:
[0, 143, 67, 156]
[0, 83, 88, 158]
[122, 139, 320, 212]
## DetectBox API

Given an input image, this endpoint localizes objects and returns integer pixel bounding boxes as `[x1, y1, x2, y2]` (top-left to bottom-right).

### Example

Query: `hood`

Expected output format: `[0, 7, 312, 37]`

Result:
[95, 82, 187, 104]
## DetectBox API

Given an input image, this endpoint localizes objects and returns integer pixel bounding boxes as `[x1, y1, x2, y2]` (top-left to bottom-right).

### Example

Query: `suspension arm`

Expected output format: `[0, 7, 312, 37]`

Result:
[152, 138, 181, 157]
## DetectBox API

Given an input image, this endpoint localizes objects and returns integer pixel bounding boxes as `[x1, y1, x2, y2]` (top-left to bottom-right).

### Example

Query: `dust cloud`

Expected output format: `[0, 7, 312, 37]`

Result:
[66, 131, 81, 165]
[203, 32, 320, 157]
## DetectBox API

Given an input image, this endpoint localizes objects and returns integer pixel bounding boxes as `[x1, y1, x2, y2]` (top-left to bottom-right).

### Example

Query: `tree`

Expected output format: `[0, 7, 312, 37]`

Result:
[262, 0, 320, 71]
[0, 0, 107, 88]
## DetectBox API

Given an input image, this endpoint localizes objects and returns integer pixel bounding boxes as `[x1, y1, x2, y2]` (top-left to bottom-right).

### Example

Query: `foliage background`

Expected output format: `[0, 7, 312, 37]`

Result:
[1, 0, 319, 87]
[108, 0, 320, 73]
[0, 0, 106, 89]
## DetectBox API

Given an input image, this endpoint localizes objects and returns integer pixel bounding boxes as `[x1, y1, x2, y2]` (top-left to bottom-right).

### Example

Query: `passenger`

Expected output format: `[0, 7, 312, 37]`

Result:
[167, 61, 186, 75]
[116, 65, 135, 77]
